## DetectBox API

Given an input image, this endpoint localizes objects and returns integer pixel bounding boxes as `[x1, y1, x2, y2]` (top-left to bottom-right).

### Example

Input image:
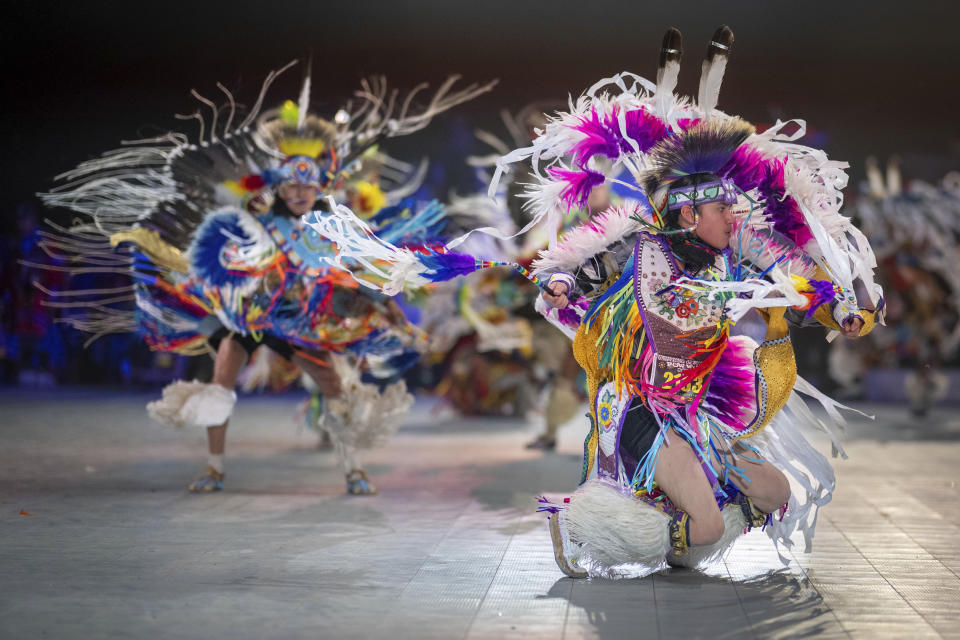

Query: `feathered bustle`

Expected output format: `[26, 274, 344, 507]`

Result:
[549, 166, 606, 209]
[569, 105, 669, 170]
[702, 335, 757, 432]
[532, 206, 644, 276]
[723, 145, 814, 247]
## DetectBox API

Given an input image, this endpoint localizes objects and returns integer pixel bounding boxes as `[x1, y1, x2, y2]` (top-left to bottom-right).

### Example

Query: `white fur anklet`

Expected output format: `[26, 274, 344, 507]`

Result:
[147, 380, 237, 429]
[565, 479, 672, 570]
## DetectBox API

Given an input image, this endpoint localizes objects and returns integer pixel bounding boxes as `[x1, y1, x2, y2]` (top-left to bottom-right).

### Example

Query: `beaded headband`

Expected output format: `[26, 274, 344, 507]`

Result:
[666, 178, 738, 210]
[278, 155, 323, 187]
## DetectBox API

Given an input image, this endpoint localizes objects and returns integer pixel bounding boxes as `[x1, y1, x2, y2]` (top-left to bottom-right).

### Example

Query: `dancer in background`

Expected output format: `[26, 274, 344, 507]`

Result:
[38, 62, 494, 494]
[420, 105, 588, 439]
[830, 158, 958, 414]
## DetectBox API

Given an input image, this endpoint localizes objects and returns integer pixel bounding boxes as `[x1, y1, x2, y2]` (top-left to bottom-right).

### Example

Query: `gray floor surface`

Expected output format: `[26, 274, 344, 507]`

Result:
[1, 389, 959, 639]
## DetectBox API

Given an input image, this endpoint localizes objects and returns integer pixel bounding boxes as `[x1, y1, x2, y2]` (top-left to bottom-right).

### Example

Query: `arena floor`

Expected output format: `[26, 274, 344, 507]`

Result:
[2, 389, 959, 639]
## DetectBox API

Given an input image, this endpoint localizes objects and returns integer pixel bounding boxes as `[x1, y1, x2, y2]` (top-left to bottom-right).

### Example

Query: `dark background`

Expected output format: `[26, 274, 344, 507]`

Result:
[5, 0, 960, 207]
[1, 1, 958, 387]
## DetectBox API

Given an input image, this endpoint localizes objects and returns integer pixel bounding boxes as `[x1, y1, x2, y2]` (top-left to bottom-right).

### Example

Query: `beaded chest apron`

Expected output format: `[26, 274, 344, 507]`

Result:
[593, 233, 728, 484]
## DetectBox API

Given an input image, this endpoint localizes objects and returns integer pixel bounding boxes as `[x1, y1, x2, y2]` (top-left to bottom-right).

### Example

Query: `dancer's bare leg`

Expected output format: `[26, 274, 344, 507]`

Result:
[188, 335, 248, 492]
[291, 349, 341, 397]
[207, 335, 249, 454]
[653, 435, 725, 547]
[724, 444, 791, 514]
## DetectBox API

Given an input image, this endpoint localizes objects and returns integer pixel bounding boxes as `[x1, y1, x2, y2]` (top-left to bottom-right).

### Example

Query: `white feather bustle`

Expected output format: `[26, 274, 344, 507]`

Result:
[490, 74, 688, 246]
[531, 207, 642, 276]
[147, 380, 236, 429]
[564, 479, 671, 574]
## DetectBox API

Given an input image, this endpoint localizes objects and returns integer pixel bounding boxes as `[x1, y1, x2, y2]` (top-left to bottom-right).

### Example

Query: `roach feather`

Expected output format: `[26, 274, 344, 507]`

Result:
[655, 28, 683, 119]
[698, 25, 735, 117]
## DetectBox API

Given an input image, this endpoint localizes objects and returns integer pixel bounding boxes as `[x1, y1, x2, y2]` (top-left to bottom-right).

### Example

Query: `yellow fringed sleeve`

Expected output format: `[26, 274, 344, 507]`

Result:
[731, 306, 797, 440]
[810, 266, 879, 337]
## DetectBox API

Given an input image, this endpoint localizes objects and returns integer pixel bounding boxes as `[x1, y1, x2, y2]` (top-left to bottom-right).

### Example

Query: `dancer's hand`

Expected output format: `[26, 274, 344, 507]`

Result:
[541, 282, 569, 309]
[841, 315, 864, 338]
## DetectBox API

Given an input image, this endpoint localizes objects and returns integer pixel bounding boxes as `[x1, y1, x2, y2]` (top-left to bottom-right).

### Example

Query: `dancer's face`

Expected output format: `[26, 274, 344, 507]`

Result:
[680, 202, 734, 250]
[279, 183, 319, 215]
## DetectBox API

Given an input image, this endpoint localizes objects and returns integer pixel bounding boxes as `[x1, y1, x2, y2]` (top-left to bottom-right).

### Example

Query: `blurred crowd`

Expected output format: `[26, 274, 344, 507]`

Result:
[0, 203, 199, 387]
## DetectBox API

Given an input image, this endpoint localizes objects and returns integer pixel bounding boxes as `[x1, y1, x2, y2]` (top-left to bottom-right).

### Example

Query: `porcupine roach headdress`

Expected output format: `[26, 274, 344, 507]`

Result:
[258, 101, 338, 189]
[642, 27, 750, 219]
[224, 127, 335, 211]
[226, 62, 496, 202]
[226, 64, 342, 197]
[635, 116, 755, 273]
